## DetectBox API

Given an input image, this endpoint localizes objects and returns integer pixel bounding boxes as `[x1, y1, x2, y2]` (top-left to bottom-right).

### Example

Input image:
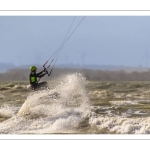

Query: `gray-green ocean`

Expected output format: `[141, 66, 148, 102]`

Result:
[1, 73, 150, 134]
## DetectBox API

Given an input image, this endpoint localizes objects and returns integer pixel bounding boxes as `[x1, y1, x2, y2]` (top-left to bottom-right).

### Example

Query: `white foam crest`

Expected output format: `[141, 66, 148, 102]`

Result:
[0, 108, 83, 134]
[0, 104, 15, 118]
[24, 108, 83, 134]
[0, 73, 90, 134]
[110, 100, 140, 106]
[110, 99, 150, 107]
[89, 114, 150, 134]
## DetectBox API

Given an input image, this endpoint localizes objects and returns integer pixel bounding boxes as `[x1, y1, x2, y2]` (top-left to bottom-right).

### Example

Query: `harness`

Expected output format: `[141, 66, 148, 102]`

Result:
[29, 72, 38, 84]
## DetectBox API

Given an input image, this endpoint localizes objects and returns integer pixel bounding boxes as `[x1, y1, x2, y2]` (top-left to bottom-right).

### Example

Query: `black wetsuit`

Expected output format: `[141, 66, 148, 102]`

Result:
[29, 70, 47, 90]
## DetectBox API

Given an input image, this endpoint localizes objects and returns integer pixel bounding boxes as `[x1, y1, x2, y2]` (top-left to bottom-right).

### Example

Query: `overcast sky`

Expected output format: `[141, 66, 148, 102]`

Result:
[1, 16, 150, 67]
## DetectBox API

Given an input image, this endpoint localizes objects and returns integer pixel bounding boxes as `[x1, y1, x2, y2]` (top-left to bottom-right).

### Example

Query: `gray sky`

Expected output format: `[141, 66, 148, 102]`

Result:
[0, 16, 150, 67]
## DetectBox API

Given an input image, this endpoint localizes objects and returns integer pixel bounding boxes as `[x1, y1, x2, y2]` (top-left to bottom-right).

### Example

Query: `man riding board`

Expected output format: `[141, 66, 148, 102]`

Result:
[29, 66, 48, 90]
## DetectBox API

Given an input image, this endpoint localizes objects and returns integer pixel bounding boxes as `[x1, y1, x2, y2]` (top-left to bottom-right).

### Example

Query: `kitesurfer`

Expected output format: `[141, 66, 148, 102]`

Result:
[29, 66, 48, 90]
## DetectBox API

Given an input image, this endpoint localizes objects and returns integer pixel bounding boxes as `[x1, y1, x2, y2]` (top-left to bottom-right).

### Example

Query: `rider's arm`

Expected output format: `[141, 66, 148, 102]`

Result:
[38, 74, 45, 78]
[36, 70, 44, 76]
[36, 70, 47, 78]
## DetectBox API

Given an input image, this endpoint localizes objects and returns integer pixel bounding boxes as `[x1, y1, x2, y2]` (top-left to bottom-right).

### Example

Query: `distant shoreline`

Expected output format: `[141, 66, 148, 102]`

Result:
[1, 67, 150, 81]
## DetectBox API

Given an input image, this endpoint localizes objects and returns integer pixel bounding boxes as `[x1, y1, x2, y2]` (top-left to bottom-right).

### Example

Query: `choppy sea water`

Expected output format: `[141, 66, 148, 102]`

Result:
[1, 73, 150, 134]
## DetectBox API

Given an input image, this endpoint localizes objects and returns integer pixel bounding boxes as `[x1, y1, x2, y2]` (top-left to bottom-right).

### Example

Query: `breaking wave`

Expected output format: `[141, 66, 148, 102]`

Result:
[1, 74, 150, 134]
[89, 114, 150, 134]
[0, 73, 90, 134]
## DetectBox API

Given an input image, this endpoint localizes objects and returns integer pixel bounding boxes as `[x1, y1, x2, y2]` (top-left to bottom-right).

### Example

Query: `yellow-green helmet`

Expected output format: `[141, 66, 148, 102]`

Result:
[30, 66, 37, 71]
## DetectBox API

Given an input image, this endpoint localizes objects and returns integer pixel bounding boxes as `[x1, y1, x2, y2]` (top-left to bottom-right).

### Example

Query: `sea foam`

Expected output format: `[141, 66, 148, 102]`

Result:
[0, 73, 90, 134]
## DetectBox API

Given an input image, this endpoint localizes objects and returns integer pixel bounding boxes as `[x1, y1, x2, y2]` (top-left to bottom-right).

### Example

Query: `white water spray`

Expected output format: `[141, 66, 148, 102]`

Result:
[0, 73, 90, 134]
